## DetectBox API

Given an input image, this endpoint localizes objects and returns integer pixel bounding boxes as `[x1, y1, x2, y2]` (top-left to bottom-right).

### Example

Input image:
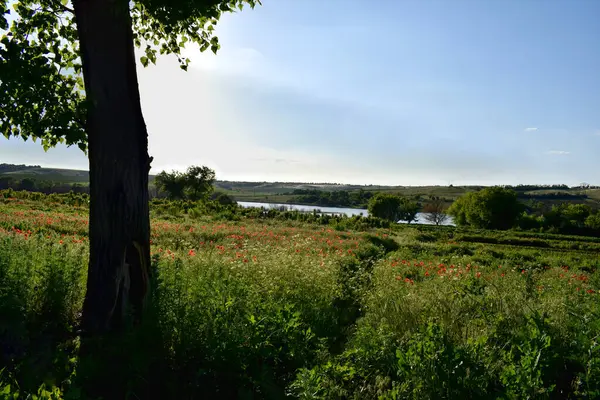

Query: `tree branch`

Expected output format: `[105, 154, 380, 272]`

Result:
[48, 0, 74, 14]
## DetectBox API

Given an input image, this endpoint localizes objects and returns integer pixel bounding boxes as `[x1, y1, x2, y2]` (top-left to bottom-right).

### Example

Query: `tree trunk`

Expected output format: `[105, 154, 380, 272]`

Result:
[73, 0, 151, 335]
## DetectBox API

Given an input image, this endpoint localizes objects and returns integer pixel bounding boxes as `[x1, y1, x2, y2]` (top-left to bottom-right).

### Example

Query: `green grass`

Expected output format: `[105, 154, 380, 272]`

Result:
[585, 189, 600, 201]
[1, 193, 600, 399]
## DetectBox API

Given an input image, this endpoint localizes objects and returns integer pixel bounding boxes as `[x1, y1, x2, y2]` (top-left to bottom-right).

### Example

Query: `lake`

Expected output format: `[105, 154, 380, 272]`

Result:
[237, 201, 455, 226]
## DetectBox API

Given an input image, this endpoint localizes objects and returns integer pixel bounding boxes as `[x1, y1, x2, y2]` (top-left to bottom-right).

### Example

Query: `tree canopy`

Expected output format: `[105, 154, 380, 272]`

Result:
[447, 187, 523, 230]
[368, 193, 402, 222]
[0, 0, 260, 151]
[367, 193, 419, 223]
[155, 165, 216, 201]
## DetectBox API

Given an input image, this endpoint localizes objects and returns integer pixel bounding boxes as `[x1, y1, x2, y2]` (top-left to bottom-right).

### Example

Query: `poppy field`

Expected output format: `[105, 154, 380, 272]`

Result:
[1, 192, 600, 399]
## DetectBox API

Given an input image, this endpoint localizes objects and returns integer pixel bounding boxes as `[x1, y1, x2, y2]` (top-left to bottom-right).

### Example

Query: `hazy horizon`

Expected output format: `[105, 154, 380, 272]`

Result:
[2, 0, 599, 186]
[1, 163, 594, 188]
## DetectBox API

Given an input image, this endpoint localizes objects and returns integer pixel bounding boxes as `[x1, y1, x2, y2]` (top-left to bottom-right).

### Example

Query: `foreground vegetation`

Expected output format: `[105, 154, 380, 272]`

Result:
[1, 191, 600, 399]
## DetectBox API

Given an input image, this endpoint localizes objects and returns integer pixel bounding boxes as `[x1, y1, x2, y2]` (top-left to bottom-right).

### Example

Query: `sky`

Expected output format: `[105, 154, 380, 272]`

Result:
[1, 0, 600, 186]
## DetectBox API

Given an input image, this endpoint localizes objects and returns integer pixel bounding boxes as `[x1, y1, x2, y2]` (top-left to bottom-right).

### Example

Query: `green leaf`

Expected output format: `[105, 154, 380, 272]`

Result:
[2, 0, 261, 153]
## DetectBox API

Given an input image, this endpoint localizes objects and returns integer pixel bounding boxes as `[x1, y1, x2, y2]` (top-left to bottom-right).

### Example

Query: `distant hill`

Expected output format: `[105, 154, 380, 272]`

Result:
[0, 165, 91, 183]
[1, 164, 599, 210]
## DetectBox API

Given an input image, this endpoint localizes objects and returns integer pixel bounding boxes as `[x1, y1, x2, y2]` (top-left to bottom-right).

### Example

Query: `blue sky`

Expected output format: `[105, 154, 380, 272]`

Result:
[2, 0, 599, 185]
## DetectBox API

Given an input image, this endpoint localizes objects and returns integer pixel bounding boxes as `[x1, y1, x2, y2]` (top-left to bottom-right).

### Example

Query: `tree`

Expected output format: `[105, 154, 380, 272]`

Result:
[368, 193, 402, 222]
[585, 212, 600, 230]
[422, 197, 449, 225]
[154, 170, 187, 200]
[1, 0, 261, 336]
[367, 193, 418, 223]
[19, 177, 36, 191]
[155, 165, 215, 201]
[212, 191, 236, 206]
[447, 187, 523, 230]
[542, 203, 593, 231]
[561, 204, 591, 228]
[183, 165, 215, 201]
[398, 197, 419, 224]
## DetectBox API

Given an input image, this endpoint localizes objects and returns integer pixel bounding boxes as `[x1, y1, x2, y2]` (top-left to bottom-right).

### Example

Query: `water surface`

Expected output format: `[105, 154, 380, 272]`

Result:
[237, 201, 455, 226]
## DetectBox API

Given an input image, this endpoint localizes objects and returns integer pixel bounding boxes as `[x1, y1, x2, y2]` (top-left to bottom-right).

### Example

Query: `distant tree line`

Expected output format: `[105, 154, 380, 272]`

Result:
[285, 188, 375, 208]
[0, 176, 89, 194]
[518, 192, 588, 201]
[0, 163, 41, 174]
[504, 184, 599, 191]
[504, 184, 571, 191]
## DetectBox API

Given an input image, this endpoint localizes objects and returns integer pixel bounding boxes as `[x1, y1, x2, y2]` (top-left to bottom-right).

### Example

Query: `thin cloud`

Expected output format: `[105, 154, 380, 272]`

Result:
[546, 150, 570, 155]
[524, 127, 538, 132]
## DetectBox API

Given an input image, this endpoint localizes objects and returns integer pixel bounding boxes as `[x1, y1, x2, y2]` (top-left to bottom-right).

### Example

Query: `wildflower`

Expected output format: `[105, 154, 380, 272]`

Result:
[188, 249, 196, 256]
[476, 272, 481, 278]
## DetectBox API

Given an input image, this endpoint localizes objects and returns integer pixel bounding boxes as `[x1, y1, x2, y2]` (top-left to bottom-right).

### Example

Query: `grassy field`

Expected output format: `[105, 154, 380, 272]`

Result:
[1, 194, 600, 399]
[0, 167, 91, 184]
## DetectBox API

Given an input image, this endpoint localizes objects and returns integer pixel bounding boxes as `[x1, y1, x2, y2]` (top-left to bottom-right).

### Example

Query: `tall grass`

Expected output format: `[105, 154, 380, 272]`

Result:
[1, 195, 599, 399]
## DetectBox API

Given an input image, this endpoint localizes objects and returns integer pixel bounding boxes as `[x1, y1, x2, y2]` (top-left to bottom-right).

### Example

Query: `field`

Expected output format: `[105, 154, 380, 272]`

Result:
[1, 193, 600, 399]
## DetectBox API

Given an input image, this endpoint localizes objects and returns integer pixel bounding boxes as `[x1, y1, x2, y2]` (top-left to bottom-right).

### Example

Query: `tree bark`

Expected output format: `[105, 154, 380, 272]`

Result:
[73, 0, 151, 335]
